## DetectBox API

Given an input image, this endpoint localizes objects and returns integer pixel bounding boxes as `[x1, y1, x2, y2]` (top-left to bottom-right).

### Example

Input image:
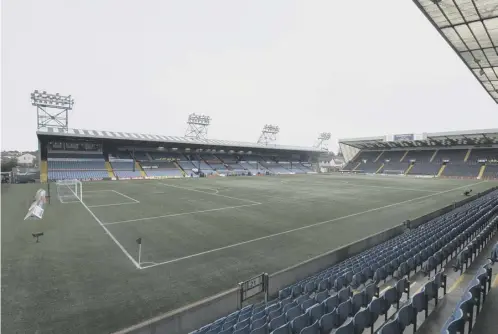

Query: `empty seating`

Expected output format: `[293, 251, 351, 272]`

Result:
[482, 164, 498, 179]
[259, 158, 292, 174]
[436, 149, 467, 163]
[47, 154, 108, 181]
[141, 160, 183, 177]
[443, 162, 481, 178]
[441, 260, 494, 333]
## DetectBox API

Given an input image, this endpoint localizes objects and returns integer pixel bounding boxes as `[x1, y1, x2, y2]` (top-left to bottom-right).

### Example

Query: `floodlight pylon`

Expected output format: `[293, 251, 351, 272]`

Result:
[257, 124, 280, 145]
[185, 113, 211, 139]
[31, 90, 74, 131]
[314, 132, 331, 151]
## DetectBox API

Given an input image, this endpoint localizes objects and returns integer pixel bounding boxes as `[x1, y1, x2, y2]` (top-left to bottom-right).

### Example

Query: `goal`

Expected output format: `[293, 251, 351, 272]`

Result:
[56, 179, 83, 203]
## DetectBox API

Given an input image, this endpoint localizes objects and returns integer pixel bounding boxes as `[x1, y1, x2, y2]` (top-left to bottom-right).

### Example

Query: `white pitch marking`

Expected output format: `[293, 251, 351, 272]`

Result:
[159, 182, 260, 204]
[69, 191, 141, 269]
[84, 190, 116, 193]
[111, 190, 140, 203]
[88, 202, 139, 208]
[60, 199, 81, 204]
[140, 181, 487, 269]
[103, 203, 261, 225]
[140, 261, 158, 265]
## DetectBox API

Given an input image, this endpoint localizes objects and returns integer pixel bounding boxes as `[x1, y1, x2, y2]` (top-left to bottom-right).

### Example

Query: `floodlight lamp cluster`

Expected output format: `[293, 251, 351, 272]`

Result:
[187, 113, 211, 126]
[318, 132, 331, 140]
[31, 90, 74, 109]
[262, 124, 280, 134]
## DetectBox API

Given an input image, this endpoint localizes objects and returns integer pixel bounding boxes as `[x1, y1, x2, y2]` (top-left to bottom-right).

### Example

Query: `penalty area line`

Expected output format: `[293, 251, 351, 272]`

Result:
[159, 182, 260, 205]
[111, 190, 140, 203]
[74, 195, 141, 269]
[87, 202, 139, 208]
[103, 203, 261, 225]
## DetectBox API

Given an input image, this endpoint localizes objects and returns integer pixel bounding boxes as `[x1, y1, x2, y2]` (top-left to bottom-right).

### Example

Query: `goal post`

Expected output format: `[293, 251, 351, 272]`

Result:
[56, 179, 83, 203]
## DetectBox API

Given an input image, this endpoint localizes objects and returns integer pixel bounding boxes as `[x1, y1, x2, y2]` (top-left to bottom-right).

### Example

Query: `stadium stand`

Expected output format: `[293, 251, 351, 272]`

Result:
[404, 150, 439, 176]
[339, 130, 498, 179]
[435, 149, 467, 163]
[141, 161, 184, 178]
[201, 154, 228, 173]
[135, 151, 185, 178]
[287, 157, 308, 174]
[346, 151, 383, 173]
[381, 151, 410, 175]
[442, 162, 482, 178]
[193, 154, 216, 174]
[215, 154, 247, 174]
[47, 151, 109, 181]
[238, 158, 267, 175]
[38, 126, 321, 182]
[259, 157, 292, 174]
[109, 159, 142, 179]
[176, 155, 199, 176]
[277, 159, 303, 174]
[467, 148, 498, 162]
[191, 191, 498, 334]
[299, 161, 315, 173]
[482, 164, 498, 179]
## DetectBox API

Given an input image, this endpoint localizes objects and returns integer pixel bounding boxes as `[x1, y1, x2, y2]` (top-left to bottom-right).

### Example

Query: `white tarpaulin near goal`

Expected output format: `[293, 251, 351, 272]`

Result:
[24, 189, 47, 220]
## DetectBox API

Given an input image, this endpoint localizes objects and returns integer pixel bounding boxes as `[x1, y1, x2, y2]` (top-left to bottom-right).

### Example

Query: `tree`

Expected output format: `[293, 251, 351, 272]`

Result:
[1, 158, 18, 172]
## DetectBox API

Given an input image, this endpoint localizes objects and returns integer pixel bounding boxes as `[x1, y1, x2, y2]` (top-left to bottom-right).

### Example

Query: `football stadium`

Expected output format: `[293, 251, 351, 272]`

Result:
[2, 1, 498, 334]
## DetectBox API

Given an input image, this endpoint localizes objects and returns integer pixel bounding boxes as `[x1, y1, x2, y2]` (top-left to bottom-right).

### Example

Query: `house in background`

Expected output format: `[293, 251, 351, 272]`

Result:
[17, 153, 37, 166]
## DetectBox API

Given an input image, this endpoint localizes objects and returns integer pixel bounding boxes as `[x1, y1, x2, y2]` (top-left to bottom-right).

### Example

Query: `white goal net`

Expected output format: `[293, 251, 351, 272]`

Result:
[56, 179, 83, 203]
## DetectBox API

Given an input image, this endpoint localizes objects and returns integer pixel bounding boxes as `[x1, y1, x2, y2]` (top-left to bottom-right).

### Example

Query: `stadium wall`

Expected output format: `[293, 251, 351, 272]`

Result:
[114, 186, 497, 334]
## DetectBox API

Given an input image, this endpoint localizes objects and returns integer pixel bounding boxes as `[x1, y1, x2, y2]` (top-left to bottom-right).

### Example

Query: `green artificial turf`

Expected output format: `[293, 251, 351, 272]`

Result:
[2, 174, 495, 333]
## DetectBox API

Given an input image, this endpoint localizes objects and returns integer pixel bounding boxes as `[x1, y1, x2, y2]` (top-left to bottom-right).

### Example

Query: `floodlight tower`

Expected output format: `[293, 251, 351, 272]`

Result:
[314, 132, 331, 151]
[257, 124, 280, 145]
[31, 90, 74, 131]
[185, 113, 211, 139]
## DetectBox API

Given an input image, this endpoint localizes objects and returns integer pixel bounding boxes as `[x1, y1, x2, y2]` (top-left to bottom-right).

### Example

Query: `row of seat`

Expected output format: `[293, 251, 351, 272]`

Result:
[191, 191, 498, 334]
[441, 264, 493, 334]
[113, 170, 142, 178]
[48, 170, 109, 181]
[144, 169, 184, 177]
[379, 273, 447, 334]
[441, 238, 498, 333]
[48, 159, 106, 170]
[380, 215, 498, 334]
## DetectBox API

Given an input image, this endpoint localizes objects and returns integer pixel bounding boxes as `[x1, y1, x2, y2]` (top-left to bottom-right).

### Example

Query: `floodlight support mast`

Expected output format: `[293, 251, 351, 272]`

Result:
[257, 124, 280, 145]
[185, 113, 211, 140]
[31, 90, 74, 131]
[314, 132, 331, 151]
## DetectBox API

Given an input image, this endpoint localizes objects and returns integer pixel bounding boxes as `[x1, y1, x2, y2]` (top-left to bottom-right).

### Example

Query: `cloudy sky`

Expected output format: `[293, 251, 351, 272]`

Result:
[2, 0, 496, 152]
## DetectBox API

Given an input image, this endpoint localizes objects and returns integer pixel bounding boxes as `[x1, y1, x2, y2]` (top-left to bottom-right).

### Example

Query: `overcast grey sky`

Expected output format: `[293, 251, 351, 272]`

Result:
[2, 0, 497, 152]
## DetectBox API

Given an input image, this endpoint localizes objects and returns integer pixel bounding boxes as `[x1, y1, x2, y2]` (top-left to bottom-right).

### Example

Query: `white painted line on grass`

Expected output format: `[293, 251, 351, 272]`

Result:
[84, 190, 116, 193]
[140, 181, 487, 269]
[70, 193, 141, 269]
[159, 182, 260, 205]
[111, 190, 140, 203]
[103, 203, 261, 225]
[88, 202, 139, 208]
[60, 200, 81, 204]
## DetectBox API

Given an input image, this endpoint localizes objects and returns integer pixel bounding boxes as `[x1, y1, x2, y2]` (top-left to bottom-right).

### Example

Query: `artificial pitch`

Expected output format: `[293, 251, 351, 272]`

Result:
[2, 174, 496, 333]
